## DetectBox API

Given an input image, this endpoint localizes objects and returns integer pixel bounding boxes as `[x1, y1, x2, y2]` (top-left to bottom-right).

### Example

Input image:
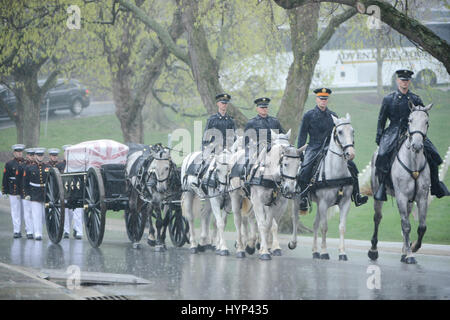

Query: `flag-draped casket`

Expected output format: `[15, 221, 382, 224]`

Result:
[64, 139, 129, 173]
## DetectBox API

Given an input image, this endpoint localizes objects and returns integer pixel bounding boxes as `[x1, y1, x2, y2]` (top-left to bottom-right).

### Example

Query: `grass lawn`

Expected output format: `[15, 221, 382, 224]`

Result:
[1, 89, 449, 243]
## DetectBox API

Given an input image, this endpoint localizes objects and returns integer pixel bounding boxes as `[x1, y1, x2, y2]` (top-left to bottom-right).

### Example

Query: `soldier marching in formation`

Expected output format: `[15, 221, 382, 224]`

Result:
[21, 148, 36, 239]
[2, 144, 25, 238]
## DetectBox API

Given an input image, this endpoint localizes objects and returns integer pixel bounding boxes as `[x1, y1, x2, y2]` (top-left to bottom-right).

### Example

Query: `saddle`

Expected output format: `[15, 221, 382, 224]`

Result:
[185, 153, 215, 195]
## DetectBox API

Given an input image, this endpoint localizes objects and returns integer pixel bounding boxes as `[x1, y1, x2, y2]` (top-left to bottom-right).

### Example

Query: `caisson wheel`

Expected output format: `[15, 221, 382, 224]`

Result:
[44, 167, 65, 244]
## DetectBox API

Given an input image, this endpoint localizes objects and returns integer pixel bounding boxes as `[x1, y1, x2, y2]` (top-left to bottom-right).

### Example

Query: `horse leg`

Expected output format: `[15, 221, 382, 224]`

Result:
[318, 200, 330, 260]
[245, 210, 257, 255]
[199, 199, 212, 251]
[252, 193, 271, 260]
[368, 199, 383, 260]
[231, 192, 245, 258]
[157, 206, 170, 252]
[210, 196, 229, 256]
[397, 196, 416, 264]
[147, 207, 156, 247]
[182, 192, 198, 253]
[312, 203, 321, 259]
[289, 195, 300, 250]
[338, 196, 351, 261]
[411, 197, 428, 253]
[270, 219, 282, 256]
[154, 208, 166, 252]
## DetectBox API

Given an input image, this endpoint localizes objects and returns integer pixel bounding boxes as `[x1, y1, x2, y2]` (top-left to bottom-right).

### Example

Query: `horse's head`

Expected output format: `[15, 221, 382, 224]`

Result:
[264, 142, 307, 198]
[332, 113, 355, 161]
[271, 129, 291, 146]
[211, 149, 232, 193]
[279, 143, 307, 198]
[148, 146, 172, 193]
[408, 102, 432, 153]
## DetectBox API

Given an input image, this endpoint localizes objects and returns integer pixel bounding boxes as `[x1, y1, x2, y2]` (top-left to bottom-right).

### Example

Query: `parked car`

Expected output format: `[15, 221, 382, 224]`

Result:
[0, 78, 90, 119]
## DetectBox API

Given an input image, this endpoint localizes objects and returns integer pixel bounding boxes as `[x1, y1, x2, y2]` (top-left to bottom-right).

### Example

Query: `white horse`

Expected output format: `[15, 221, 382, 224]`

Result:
[291, 114, 355, 261]
[228, 135, 258, 258]
[249, 129, 306, 260]
[368, 103, 433, 264]
[181, 146, 232, 255]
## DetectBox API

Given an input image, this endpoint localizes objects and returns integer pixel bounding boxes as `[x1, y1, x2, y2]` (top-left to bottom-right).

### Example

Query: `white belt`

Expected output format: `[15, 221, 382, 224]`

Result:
[30, 182, 45, 187]
[9, 177, 16, 180]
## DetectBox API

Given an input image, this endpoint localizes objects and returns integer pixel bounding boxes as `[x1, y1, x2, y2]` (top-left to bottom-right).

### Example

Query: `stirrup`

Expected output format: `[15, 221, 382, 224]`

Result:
[354, 194, 368, 206]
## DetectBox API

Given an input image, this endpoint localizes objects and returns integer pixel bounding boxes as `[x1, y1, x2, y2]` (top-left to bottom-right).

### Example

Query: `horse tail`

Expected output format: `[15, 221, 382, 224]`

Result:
[241, 197, 252, 216]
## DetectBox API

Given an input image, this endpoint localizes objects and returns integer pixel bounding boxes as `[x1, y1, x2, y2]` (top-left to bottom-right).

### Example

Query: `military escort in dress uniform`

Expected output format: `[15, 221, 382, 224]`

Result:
[2, 144, 26, 238]
[296, 88, 368, 212]
[202, 93, 237, 153]
[374, 69, 450, 201]
[244, 97, 285, 171]
[21, 148, 36, 239]
[23, 148, 49, 240]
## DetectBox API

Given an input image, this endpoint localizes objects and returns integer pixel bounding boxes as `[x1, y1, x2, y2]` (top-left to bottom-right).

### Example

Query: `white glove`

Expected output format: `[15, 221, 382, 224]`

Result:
[2, 194, 8, 200]
[25, 195, 31, 200]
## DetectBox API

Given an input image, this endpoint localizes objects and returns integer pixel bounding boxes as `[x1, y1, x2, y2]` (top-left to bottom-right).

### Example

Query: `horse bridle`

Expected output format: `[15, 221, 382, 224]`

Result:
[148, 155, 172, 183]
[277, 146, 302, 199]
[332, 122, 354, 157]
[407, 109, 429, 141]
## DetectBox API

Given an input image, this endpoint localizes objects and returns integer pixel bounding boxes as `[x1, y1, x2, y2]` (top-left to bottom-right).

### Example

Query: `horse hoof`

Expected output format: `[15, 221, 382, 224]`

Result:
[203, 244, 214, 251]
[259, 253, 272, 260]
[312, 252, 321, 259]
[147, 239, 156, 247]
[405, 256, 417, 264]
[271, 249, 282, 256]
[368, 249, 378, 261]
[288, 241, 297, 250]
[220, 250, 229, 256]
[245, 245, 255, 255]
[320, 253, 330, 260]
[339, 254, 348, 261]
[197, 244, 206, 252]
[236, 251, 246, 259]
[132, 242, 140, 249]
[411, 241, 421, 253]
[400, 255, 406, 263]
[155, 245, 166, 252]
[190, 247, 198, 254]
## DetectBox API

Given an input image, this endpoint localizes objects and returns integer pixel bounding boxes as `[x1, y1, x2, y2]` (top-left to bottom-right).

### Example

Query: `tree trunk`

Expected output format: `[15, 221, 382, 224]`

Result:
[179, 0, 247, 128]
[277, 4, 320, 144]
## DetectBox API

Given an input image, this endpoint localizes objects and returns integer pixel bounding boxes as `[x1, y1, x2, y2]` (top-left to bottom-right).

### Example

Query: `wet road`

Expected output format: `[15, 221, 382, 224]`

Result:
[0, 204, 450, 300]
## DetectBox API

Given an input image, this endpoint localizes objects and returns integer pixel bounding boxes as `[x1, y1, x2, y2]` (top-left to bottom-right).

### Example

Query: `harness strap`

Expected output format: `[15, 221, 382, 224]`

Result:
[396, 153, 427, 202]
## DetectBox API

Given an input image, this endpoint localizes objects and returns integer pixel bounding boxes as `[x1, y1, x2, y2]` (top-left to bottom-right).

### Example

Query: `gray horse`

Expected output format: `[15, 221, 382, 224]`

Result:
[369, 103, 433, 264]
[291, 114, 356, 261]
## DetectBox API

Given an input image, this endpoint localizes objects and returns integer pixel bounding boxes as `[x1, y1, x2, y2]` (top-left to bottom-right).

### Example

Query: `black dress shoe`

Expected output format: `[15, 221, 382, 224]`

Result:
[13, 232, 22, 239]
[374, 183, 387, 201]
[63, 232, 69, 239]
[26, 234, 34, 239]
[75, 235, 82, 240]
[35, 236, 42, 241]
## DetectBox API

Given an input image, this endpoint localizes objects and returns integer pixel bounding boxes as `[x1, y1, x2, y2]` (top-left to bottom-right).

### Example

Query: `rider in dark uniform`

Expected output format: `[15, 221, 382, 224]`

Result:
[202, 93, 236, 154]
[244, 97, 285, 170]
[374, 69, 449, 200]
[296, 88, 368, 212]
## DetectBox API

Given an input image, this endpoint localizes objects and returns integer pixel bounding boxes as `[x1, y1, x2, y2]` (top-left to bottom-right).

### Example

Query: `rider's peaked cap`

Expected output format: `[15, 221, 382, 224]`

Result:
[396, 69, 414, 80]
[215, 93, 231, 103]
[313, 88, 332, 100]
[254, 97, 270, 107]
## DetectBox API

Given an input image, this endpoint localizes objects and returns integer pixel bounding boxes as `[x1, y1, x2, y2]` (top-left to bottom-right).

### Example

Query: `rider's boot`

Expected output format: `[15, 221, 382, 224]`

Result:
[374, 171, 388, 201]
[348, 163, 368, 206]
[298, 181, 309, 214]
[429, 161, 450, 198]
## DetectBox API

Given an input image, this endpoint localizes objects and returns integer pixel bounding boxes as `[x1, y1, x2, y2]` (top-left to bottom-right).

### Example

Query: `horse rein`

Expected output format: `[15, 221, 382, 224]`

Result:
[407, 109, 429, 141]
